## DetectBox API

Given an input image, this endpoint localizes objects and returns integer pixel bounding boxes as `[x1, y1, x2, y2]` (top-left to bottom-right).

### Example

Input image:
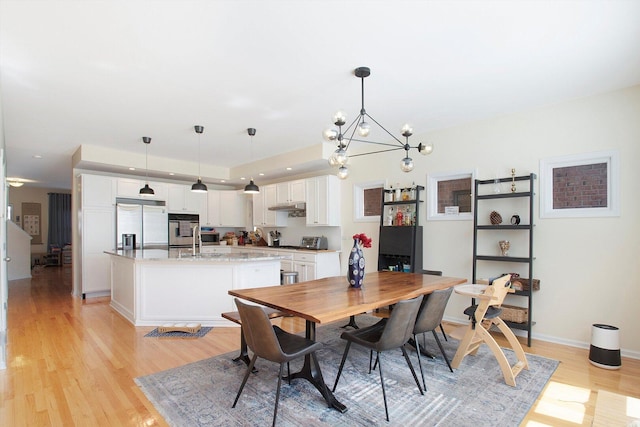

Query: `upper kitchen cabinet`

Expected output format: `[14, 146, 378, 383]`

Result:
[206, 190, 246, 227]
[116, 178, 168, 201]
[82, 174, 115, 207]
[305, 175, 341, 226]
[275, 179, 305, 205]
[253, 184, 287, 227]
[168, 184, 207, 218]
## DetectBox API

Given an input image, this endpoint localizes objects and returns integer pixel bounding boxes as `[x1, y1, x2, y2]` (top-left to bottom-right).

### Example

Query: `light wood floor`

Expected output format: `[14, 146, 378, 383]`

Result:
[1, 267, 638, 426]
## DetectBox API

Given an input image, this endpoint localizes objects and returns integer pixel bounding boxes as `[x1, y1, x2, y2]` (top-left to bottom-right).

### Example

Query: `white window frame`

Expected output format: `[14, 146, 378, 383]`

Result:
[540, 150, 620, 218]
[427, 169, 475, 221]
[354, 180, 386, 222]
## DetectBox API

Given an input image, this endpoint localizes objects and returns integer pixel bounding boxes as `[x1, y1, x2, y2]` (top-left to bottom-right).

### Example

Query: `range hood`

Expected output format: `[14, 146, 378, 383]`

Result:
[268, 202, 306, 212]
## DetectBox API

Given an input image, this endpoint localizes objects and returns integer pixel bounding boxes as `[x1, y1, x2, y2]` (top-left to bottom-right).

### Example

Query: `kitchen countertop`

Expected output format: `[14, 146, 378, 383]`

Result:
[105, 249, 285, 262]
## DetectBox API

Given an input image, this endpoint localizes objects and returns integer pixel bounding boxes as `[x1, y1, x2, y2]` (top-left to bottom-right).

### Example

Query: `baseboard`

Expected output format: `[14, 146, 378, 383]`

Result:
[443, 315, 640, 361]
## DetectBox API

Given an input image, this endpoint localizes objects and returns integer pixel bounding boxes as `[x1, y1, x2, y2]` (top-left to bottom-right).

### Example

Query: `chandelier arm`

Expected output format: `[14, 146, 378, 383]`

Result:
[349, 146, 405, 157]
[343, 115, 364, 151]
[363, 112, 405, 146]
[340, 114, 362, 137]
[348, 138, 402, 148]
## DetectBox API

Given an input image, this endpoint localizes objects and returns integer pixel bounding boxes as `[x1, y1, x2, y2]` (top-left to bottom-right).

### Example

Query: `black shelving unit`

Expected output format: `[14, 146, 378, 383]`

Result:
[377, 185, 424, 273]
[472, 174, 537, 346]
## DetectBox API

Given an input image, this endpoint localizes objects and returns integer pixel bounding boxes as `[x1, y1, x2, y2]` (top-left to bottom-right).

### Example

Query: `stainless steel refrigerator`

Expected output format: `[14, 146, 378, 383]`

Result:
[116, 199, 168, 249]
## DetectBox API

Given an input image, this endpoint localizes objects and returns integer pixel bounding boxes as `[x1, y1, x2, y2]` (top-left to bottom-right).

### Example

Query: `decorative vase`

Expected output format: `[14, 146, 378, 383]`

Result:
[499, 240, 510, 256]
[348, 238, 365, 288]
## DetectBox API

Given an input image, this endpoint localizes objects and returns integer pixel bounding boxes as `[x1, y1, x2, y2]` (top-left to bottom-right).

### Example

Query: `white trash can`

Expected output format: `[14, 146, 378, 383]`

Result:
[589, 324, 621, 370]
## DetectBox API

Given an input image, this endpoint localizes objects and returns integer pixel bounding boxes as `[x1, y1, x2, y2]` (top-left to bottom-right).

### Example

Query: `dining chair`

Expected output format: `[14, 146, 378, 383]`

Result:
[422, 269, 448, 341]
[412, 287, 454, 391]
[450, 274, 529, 386]
[332, 295, 424, 422]
[232, 298, 324, 427]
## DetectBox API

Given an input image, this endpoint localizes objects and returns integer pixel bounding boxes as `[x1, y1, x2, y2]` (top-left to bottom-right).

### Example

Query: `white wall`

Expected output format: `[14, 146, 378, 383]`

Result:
[338, 85, 640, 357]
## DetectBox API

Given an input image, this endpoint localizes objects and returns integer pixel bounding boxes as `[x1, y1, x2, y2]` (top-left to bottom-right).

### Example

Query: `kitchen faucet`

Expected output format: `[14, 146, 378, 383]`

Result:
[192, 224, 199, 256]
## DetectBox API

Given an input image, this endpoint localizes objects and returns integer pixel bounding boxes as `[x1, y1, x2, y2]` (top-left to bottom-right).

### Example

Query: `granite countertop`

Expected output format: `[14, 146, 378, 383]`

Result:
[105, 249, 285, 262]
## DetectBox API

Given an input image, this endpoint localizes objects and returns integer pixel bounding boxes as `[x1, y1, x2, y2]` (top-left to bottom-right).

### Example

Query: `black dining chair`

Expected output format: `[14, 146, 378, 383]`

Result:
[232, 298, 324, 427]
[412, 287, 454, 391]
[332, 295, 424, 422]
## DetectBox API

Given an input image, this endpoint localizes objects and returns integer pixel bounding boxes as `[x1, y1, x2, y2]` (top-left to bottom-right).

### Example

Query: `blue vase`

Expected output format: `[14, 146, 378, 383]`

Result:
[348, 238, 365, 288]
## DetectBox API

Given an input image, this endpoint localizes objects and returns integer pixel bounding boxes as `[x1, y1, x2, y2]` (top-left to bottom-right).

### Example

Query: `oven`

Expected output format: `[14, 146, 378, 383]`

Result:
[168, 213, 199, 247]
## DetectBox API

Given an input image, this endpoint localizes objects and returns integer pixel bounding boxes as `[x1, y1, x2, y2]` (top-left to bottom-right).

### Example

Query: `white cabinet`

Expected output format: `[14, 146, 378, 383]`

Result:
[291, 251, 341, 282]
[168, 184, 207, 217]
[206, 190, 222, 226]
[116, 178, 168, 201]
[81, 207, 115, 295]
[207, 190, 246, 227]
[305, 175, 341, 226]
[82, 174, 115, 207]
[253, 184, 287, 227]
[116, 178, 143, 198]
[293, 252, 317, 282]
[276, 179, 305, 205]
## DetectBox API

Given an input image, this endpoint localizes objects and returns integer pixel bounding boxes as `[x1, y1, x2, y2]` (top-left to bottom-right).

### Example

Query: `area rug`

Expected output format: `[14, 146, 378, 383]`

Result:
[136, 316, 558, 426]
[144, 327, 213, 338]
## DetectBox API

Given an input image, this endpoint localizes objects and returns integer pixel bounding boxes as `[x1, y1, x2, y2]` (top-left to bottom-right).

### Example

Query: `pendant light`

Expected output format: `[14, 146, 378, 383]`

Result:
[243, 128, 260, 194]
[191, 125, 207, 193]
[139, 136, 154, 196]
[324, 66, 434, 179]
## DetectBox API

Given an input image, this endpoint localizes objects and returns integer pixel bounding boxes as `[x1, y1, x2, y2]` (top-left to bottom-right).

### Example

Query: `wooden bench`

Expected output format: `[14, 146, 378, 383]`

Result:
[222, 308, 288, 368]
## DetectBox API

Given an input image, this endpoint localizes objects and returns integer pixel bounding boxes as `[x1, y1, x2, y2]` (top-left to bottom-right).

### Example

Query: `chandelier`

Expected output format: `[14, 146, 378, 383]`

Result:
[324, 66, 433, 179]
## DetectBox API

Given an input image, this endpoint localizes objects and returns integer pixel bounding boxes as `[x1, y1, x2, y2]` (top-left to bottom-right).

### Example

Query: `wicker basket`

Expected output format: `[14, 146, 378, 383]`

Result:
[500, 304, 528, 323]
[511, 278, 540, 291]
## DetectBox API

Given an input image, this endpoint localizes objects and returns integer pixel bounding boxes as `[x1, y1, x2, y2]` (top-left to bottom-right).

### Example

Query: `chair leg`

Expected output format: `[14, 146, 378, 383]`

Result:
[432, 330, 453, 373]
[401, 345, 424, 396]
[376, 352, 390, 422]
[332, 341, 351, 392]
[232, 354, 258, 408]
[272, 363, 284, 427]
[414, 333, 427, 392]
[440, 323, 448, 341]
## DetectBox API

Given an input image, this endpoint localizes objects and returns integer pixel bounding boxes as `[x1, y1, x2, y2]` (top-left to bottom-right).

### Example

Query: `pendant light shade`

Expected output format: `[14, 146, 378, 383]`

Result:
[243, 127, 260, 194]
[243, 179, 260, 194]
[139, 136, 155, 196]
[191, 178, 207, 193]
[139, 183, 154, 195]
[191, 125, 208, 193]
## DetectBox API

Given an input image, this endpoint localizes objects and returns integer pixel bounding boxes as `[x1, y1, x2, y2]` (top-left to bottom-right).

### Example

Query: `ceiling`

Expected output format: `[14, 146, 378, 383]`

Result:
[2, 0, 640, 190]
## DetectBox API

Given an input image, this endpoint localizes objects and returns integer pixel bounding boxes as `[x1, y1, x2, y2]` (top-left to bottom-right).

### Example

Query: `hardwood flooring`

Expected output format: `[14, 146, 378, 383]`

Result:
[1, 266, 638, 426]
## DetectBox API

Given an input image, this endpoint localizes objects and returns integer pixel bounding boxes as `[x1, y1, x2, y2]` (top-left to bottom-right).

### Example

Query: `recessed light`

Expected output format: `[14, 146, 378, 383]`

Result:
[220, 180, 226, 183]
[286, 167, 292, 171]
[129, 167, 135, 171]
[32, 155, 43, 159]
[259, 173, 265, 176]
[240, 177, 246, 181]
[169, 172, 175, 176]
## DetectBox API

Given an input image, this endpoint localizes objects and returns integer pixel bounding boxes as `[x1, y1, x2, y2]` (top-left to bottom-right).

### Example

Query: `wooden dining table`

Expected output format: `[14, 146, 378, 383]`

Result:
[229, 271, 466, 413]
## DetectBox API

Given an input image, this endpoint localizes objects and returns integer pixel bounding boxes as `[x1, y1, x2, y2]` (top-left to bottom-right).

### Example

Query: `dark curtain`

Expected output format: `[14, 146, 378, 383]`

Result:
[47, 193, 71, 251]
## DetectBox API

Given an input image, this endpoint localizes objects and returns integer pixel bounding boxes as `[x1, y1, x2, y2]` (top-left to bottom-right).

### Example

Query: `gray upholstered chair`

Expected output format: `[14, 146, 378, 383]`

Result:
[232, 298, 324, 427]
[412, 287, 454, 392]
[332, 295, 424, 422]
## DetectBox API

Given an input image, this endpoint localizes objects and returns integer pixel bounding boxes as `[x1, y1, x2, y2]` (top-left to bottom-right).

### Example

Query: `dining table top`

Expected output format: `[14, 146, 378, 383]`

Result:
[229, 271, 467, 324]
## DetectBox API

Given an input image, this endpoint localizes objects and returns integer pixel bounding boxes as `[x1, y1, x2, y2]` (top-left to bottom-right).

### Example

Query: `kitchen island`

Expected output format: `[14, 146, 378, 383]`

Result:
[106, 249, 283, 327]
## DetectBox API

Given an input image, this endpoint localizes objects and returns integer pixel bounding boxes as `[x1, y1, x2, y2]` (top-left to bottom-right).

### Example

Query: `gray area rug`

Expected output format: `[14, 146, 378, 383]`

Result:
[136, 315, 558, 426]
[144, 327, 213, 338]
